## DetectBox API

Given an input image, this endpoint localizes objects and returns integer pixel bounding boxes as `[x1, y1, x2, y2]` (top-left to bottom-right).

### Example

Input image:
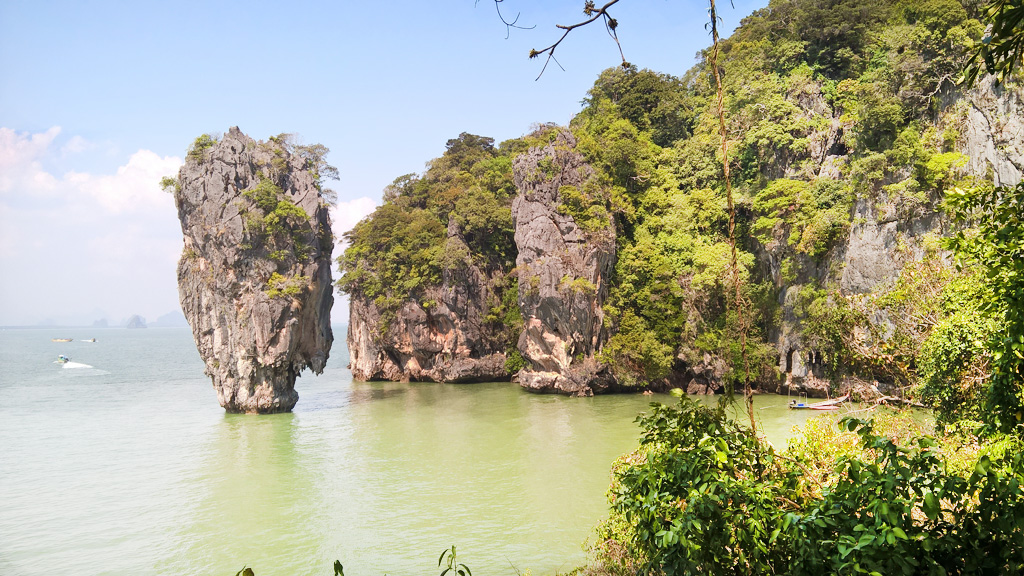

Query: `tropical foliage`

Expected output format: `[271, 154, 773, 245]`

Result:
[946, 181, 1024, 435]
[337, 130, 554, 345]
[596, 399, 1024, 574]
[338, 0, 1000, 394]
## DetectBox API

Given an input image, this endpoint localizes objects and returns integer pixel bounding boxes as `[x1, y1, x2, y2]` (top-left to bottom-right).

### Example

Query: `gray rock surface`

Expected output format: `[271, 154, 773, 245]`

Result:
[511, 130, 616, 395]
[766, 81, 1024, 395]
[347, 218, 508, 383]
[174, 127, 333, 413]
[956, 77, 1024, 187]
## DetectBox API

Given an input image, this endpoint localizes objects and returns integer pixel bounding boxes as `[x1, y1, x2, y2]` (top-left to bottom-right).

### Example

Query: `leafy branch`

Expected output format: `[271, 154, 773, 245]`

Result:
[962, 0, 1024, 86]
[438, 545, 472, 576]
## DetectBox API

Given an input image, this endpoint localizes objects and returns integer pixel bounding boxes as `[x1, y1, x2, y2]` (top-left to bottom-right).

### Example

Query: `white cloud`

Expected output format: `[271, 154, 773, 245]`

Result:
[65, 149, 181, 214]
[329, 196, 378, 247]
[0, 127, 184, 325]
[0, 126, 182, 213]
[0, 126, 61, 194]
[61, 135, 92, 155]
[0, 126, 61, 168]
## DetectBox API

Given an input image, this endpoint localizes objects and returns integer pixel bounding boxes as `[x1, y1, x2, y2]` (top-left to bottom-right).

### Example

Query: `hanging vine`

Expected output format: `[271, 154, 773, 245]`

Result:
[707, 0, 755, 433]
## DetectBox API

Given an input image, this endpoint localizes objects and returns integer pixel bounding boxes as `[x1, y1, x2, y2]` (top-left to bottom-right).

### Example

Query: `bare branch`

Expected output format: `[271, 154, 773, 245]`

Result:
[527, 0, 628, 80]
[479, 0, 535, 40]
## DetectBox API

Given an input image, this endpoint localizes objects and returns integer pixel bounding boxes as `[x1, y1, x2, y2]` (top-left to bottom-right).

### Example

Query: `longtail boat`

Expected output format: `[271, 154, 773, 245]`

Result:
[788, 394, 849, 410]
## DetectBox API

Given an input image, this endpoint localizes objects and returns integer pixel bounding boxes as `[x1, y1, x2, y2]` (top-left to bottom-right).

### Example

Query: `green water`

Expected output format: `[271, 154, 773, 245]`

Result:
[0, 327, 826, 576]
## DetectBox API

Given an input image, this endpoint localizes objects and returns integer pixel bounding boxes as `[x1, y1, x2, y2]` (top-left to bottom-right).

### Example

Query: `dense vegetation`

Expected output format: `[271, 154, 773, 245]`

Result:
[589, 399, 1024, 575]
[340, 0, 998, 402]
[576, 0, 1024, 571]
[338, 129, 556, 347]
[573, 0, 993, 395]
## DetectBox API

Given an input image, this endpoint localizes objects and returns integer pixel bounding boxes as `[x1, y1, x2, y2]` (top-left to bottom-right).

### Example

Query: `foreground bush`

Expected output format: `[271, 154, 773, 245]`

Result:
[600, 400, 1024, 575]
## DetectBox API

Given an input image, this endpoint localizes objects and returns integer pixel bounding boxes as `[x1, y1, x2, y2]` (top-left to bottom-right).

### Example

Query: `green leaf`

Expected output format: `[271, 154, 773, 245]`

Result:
[975, 455, 992, 476]
[923, 492, 940, 521]
[892, 527, 908, 540]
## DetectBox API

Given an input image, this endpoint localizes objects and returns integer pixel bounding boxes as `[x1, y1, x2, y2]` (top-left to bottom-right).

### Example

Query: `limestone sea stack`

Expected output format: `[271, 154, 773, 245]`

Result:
[173, 127, 334, 413]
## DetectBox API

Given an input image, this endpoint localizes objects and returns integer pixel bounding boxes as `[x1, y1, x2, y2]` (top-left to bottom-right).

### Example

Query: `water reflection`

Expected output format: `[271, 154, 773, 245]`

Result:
[163, 412, 326, 575]
[315, 383, 658, 576]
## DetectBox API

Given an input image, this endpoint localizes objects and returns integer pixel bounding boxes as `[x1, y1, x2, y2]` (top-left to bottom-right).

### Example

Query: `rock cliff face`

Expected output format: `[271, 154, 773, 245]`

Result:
[174, 127, 333, 413]
[347, 218, 508, 383]
[766, 83, 1024, 398]
[511, 131, 616, 395]
[957, 78, 1024, 187]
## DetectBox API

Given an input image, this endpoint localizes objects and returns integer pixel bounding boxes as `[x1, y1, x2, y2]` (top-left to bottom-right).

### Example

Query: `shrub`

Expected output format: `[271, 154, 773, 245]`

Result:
[159, 176, 180, 194]
[603, 400, 1024, 574]
[265, 273, 309, 299]
[241, 177, 312, 259]
[187, 133, 217, 163]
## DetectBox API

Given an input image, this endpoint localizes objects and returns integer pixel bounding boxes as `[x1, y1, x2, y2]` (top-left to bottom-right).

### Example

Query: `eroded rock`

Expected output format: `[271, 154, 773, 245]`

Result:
[174, 127, 333, 413]
[347, 218, 509, 383]
[512, 130, 616, 395]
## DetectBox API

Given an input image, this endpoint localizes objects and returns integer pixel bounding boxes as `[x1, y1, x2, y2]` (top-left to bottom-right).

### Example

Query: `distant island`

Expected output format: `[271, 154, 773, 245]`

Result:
[125, 315, 146, 329]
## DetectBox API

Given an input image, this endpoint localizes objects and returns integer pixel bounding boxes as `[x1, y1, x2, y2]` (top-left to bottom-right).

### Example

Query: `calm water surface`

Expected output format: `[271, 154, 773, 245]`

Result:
[0, 327, 826, 576]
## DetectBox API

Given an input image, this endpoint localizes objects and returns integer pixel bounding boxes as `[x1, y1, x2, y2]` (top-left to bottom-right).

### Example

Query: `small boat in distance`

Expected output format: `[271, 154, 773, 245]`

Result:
[789, 394, 850, 410]
[51, 338, 72, 342]
[82, 338, 96, 343]
[55, 354, 70, 364]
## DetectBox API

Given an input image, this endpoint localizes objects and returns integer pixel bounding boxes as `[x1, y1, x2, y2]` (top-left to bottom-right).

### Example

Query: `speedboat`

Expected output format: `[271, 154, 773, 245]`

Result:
[55, 354, 71, 364]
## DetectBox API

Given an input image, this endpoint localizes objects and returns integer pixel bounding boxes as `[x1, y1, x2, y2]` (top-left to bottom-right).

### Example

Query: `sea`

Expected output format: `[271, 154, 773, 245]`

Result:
[0, 326, 824, 576]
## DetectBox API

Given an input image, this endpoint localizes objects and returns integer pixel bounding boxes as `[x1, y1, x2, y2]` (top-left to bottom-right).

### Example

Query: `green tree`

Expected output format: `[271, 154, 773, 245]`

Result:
[946, 181, 1024, 434]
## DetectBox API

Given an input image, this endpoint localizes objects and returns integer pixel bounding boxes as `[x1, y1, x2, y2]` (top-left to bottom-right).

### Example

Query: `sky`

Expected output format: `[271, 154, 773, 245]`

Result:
[0, 0, 767, 327]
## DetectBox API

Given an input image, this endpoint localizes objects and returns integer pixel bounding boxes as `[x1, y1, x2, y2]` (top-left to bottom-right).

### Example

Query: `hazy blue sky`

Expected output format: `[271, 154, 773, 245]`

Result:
[0, 0, 766, 326]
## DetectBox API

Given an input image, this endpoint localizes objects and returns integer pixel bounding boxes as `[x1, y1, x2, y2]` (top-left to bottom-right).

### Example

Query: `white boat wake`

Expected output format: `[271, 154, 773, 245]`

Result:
[62, 361, 93, 369]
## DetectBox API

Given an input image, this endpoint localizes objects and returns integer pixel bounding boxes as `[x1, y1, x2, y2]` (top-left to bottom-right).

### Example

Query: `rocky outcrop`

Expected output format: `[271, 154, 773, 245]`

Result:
[347, 218, 508, 383]
[956, 77, 1024, 187]
[511, 130, 616, 396]
[174, 127, 333, 413]
[766, 81, 1024, 397]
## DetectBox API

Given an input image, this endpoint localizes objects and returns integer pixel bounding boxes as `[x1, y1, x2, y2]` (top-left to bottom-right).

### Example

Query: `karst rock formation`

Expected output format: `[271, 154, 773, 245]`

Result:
[174, 127, 334, 413]
[510, 130, 617, 395]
